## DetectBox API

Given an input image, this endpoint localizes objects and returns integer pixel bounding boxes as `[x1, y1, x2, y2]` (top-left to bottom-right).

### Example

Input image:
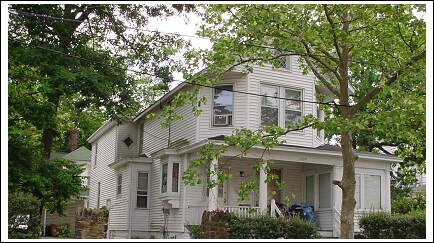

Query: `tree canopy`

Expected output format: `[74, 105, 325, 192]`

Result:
[179, 4, 426, 238]
[8, 3, 194, 219]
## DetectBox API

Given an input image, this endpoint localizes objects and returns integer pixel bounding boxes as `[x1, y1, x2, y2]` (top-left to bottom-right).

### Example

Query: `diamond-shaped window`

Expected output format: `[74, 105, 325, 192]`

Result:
[124, 137, 133, 147]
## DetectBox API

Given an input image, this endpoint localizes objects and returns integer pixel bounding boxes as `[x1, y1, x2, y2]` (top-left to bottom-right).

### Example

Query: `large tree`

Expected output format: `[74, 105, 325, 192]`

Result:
[179, 4, 425, 238]
[8, 4, 194, 158]
[8, 3, 194, 221]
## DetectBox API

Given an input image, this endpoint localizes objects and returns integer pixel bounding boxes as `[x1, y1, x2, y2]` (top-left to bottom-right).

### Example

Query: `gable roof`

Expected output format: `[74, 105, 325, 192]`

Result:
[87, 120, 117, 143]
[62, 146, 91, 161]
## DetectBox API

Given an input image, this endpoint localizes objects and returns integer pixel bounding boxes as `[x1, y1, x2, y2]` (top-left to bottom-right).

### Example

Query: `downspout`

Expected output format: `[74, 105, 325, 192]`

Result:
[128, 163, 133, 238]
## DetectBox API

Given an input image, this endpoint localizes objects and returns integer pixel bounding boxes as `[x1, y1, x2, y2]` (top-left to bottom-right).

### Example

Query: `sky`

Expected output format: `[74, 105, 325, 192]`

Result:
[1, 2, 433, 241]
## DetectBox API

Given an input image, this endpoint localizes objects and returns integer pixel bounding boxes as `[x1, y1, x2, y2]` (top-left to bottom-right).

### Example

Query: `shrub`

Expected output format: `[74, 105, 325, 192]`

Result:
[358, 211, 426, 239]
[392, 195, 426, 214]
[185, 224, 201, 239]
[8, 191, 42, 239]
[228, 215, 321, 239]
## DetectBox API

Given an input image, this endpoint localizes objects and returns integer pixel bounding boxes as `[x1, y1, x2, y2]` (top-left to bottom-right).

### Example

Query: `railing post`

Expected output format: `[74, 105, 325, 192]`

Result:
[270, 199, 276, 217]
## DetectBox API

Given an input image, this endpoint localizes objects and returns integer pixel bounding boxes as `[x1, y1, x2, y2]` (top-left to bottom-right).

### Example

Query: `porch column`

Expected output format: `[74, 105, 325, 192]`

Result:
[259, 160, 267, 213]
[208, 158, 218, 211]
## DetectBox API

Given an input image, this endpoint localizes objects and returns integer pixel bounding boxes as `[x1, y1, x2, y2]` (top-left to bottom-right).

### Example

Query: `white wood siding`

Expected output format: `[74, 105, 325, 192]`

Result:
[109, 165, 129, 230]
[116, 122, 138, 159]
[89, 126, 117, 209]
[149, 158, 163, 231]
[197, 78, 248, 141]
[248, 60, 317, 147]
[139, 103, 196, 156]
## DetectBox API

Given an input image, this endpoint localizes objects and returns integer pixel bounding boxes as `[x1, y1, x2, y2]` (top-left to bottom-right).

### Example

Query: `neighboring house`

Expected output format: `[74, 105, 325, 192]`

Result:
[87, 57, 401, 239]
[43, 146, 91, 236]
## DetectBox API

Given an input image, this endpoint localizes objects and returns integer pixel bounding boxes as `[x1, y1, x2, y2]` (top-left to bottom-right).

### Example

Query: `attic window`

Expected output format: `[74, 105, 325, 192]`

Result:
[123, 137, 133, 147]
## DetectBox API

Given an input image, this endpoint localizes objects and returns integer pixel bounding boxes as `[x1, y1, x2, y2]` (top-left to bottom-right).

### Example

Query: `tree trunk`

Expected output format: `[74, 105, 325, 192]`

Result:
[42, 128, 54, 159]
[42, 95, 60, 159]
[339, 130, 358, 239]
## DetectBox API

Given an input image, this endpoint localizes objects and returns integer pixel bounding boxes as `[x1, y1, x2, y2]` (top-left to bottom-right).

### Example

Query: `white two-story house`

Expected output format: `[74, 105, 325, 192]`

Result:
[87, 56, 401, 239]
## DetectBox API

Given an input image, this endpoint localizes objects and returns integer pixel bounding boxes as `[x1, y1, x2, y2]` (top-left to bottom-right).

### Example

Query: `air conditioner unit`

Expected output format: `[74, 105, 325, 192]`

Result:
[214, 115, 231, 126]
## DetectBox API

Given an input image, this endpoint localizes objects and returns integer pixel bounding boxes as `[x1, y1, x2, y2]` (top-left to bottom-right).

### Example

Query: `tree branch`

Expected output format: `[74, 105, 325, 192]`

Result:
[323, 4, 342, 60]
[349, 50, 426, 115]
[302, 55, 341, 97]
[300, 40, 343, 84]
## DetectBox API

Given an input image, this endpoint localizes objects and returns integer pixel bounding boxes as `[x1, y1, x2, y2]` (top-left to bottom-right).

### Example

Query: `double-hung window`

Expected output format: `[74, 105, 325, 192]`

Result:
[137, 172, 149, 208]
[213, 85, 233, 126]
[261, 84, 303, 127]
[284, 89, 302, 126]
[261, 85, 279, 126]
[355, 173, 382, 210]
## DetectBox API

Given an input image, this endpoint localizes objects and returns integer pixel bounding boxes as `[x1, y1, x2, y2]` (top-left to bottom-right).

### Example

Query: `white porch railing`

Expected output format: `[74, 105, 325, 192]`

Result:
[224, 206, 262, 217]
[188, 204, 264, 225]
[332, 206, 341, 238]
[270, 199, 284, 218]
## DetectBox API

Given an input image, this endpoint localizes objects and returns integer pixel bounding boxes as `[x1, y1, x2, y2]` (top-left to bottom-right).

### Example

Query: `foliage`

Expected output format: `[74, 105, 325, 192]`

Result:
[228, 215, 321, 239]
[8, 3, 193, 223]
[358, 211, 426, 239]
[58, 227, 73, 239]
[8, 191, 42, 239]
[9, 115, 86, 216]
[391, 195, 426, 214]
[178, 4, 425, 239]
[185, 224, 201, 239]
[8, 4, 194, 157]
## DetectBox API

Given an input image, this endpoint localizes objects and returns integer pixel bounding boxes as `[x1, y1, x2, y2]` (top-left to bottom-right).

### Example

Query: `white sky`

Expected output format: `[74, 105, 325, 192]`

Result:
[1, 2, 433, 241]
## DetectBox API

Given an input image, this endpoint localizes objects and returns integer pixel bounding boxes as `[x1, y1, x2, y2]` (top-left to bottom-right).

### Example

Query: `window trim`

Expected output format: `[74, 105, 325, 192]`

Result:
[161, 161, 181, 194]
[212, 84, 234, 127]
[136, 172, 149, 209]
[260, 84, 304, 129]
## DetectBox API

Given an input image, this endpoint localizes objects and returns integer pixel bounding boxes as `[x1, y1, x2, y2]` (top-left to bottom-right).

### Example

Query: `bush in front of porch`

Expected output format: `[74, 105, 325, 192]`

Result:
[357, 210, 426, 239]
[228, 215, 322, 239]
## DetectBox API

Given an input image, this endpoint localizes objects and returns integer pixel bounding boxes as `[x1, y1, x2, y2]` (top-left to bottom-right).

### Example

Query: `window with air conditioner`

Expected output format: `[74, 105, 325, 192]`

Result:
[213, 85, 233, 127]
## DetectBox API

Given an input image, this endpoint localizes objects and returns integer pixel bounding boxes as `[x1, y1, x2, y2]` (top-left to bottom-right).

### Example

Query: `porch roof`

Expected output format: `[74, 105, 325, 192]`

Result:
[205, 135, 401, 162]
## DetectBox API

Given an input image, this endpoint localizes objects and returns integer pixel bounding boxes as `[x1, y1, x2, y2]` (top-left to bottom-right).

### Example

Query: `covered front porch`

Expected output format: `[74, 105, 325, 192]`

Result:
[186, 153, 339, 236]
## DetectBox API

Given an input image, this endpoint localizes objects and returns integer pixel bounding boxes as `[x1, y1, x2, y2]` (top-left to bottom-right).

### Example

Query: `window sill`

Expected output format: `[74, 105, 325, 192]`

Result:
[135, 207, 149, 210]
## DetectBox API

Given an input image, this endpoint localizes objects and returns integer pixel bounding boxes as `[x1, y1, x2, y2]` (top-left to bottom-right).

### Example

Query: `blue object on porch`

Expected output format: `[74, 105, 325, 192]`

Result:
[289, 203, 319, 227]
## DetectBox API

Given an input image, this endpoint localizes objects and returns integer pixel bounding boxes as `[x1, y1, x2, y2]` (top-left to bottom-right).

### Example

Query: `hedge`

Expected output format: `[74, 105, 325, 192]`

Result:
[358, 211, 426, 239]
[228, 215, 322, 239]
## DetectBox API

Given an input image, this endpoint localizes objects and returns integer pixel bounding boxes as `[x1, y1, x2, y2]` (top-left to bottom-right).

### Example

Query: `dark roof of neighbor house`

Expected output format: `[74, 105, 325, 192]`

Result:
[207, 135, 397, 159]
